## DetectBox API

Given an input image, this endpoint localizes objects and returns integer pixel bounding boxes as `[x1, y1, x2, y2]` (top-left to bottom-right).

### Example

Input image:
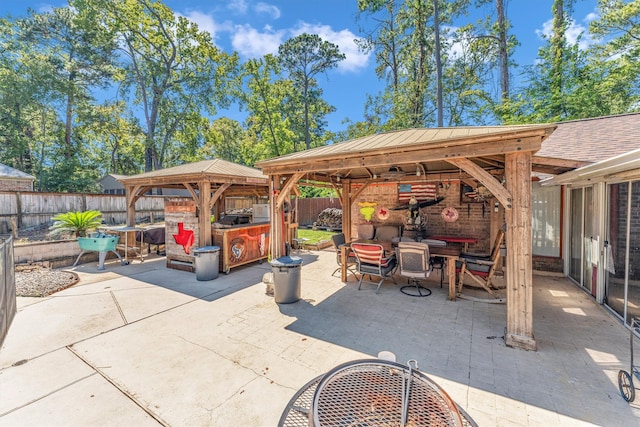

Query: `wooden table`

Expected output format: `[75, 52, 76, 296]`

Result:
[427, 235, 478, 252]
[100, 226, 145, 263]
[430, 246, 462, 300]
[340, 240, 462, 300]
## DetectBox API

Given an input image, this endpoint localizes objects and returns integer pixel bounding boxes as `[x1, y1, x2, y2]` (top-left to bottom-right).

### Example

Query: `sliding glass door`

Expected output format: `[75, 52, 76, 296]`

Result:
[569, 188, 583, 284]
[605, 181, 640, 325]
[568, 187, 597, 296]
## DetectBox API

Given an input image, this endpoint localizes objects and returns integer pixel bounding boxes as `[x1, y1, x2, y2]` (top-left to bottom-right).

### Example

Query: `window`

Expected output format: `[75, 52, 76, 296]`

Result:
[532, 182, 561, 257]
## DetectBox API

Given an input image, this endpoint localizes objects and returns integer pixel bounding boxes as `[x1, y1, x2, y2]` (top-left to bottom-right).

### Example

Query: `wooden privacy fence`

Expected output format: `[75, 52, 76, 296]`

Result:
[0, 192, 341, 232]
[0, 191, 165, 231]
[226, 197, 341, 225]
[0, 235, 16, 347]
[296, 197, 342, 225]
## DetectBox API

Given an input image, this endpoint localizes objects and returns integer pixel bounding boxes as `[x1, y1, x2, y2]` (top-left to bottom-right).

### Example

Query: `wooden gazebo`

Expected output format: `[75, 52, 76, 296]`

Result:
[256, 125, 569, 351]
[118, 159, 269, 247]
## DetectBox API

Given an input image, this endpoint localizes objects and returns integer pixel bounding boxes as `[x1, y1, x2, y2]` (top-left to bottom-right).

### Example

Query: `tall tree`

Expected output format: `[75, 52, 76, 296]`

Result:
[549, 0, 573, 118]
[496, 0, 510, 101]
[199, 117, 246, 164]
[589, 0, 640, 109]
[278, 33, 345, 150]
[240, 55, 295, 158]
[433, 0, 444, 126]
[21, 7, 116, 160]
[74, 0, 239, 172]
[358, 0, 475, 129]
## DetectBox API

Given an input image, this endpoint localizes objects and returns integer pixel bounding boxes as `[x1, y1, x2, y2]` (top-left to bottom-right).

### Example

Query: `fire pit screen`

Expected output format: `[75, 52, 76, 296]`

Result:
[310, 359, 463, 427]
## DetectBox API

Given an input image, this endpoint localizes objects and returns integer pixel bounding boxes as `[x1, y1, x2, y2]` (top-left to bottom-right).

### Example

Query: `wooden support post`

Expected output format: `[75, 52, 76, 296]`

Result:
[343, 180, 352, 242]
[504, 151, 537, 351]
[15, 192, 22, 229]
[490, 198, 505, 272]
[199, 181, 212, 247]
[269, 175, 282, 259]
[125, 186, 137, 226]
[340, 245, 348, 282]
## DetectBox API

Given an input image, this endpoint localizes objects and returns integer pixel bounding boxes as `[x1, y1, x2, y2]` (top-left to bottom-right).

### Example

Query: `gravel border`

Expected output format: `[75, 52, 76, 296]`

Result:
[15, 266, 79, 297]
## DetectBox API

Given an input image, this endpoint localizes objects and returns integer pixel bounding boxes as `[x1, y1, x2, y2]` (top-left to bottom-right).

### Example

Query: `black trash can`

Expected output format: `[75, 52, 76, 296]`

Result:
[270, 256, 303, 303]
[193, 246, 220, 281]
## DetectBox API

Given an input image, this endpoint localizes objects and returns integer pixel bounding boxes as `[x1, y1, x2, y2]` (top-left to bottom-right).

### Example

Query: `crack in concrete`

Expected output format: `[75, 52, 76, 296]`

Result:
[110, 291, 128, 324]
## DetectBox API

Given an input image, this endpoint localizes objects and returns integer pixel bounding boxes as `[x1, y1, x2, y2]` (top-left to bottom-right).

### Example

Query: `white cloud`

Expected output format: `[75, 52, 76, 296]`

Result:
[292, 23, 369, 73]
[255, 2, 281, 20]
[174, 8, 369, 74]
[536, 18, 596, 51]
[231, 24, 285, 58]
[177, 11, 234, 46]
[227, 0, 248, 15]
[584, 12, 599, 23]
[180, 11, 218, 38]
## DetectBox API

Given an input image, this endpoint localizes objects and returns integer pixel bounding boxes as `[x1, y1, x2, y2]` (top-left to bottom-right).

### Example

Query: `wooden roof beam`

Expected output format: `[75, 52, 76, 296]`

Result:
[261, 137, 542, 175]
[182, 182, 199, 202]
[209, 183, 231, 210]
[276, 172, 304, 209]
[447, 158, 513, 209]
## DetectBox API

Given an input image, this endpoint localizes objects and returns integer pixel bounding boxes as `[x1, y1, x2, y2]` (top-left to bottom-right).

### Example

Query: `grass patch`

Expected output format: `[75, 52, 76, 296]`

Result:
[296, 229, 338, 245]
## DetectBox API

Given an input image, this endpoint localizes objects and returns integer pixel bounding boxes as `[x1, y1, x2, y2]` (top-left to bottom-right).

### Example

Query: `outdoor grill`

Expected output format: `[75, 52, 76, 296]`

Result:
[310, 359, 464, 427]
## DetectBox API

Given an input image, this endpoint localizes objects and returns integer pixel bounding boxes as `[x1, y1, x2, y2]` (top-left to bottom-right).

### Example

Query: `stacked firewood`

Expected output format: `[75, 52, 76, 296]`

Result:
[315, 208, 342, 229]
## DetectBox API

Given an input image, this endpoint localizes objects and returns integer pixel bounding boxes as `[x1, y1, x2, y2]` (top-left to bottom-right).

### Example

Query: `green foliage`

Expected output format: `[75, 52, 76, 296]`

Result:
[74, 0, 239, 172]
[297, 186, 337, 198]
[239, 55, 296, 158]
[278, 33, 345, 150]
[200, 117, 246, 164]
[3, 0, 640, 195]
[50, 210, 103, 237]
[497, 1, 639, 125]
[357, 0, 490, 129]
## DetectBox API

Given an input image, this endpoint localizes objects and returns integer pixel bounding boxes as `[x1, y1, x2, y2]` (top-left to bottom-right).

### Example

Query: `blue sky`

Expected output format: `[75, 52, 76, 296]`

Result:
[3, 0, 601, 132]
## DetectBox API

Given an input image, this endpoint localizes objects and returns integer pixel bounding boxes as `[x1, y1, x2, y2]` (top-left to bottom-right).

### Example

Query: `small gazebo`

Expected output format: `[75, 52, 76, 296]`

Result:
[118, 159, 269, 247]
[257, 124, 567, 351]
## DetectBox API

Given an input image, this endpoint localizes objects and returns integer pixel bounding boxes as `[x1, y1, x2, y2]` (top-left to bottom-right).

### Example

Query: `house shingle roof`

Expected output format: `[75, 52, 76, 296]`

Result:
[0, 163, 35, 180]
[538, 113, 640, 164]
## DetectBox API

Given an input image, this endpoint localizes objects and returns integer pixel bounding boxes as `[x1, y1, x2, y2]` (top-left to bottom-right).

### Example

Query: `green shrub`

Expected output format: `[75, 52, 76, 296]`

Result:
[50, 210, 103, 238]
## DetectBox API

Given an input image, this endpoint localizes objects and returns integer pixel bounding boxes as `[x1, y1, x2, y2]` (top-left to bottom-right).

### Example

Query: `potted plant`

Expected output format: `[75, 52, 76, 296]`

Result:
[50, 210, 103, 238]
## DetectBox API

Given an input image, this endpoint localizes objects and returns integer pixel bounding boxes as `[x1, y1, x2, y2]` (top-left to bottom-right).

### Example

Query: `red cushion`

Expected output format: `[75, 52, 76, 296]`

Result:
[352, 244, 383, 264]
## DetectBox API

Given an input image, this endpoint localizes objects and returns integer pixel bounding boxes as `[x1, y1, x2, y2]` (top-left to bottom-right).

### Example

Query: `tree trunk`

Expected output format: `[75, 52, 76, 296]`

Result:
[497, 0, 510, 101]
[434, 0, 443, 127]
[551, 0, 565, 118]
[304, 77, 310, 150]
[65, 92, 74, 159]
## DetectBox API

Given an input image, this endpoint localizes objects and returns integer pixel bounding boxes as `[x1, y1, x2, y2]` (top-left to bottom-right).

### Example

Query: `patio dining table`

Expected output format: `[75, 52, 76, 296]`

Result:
[426, 235, 478, 252]
[340, 240, 462, 300]
[278, 359, 477, 427]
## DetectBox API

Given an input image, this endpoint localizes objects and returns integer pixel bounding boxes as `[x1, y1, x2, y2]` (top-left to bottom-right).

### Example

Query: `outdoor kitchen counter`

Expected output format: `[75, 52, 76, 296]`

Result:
[212, 222, 270, 274]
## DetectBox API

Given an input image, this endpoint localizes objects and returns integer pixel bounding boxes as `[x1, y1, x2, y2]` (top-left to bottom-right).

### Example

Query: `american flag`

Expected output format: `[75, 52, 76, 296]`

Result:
[398, 183, 438, 203]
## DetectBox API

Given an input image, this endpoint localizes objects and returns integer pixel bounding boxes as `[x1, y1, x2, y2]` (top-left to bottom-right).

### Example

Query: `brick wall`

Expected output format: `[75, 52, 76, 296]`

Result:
[350, 180, 492, 253]
[533, 255, 563, 273]
[0, 179, 32, 191]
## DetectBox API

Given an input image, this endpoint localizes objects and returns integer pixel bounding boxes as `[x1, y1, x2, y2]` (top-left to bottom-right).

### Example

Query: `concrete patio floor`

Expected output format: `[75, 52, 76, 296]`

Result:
[1, 248, 639, 426]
